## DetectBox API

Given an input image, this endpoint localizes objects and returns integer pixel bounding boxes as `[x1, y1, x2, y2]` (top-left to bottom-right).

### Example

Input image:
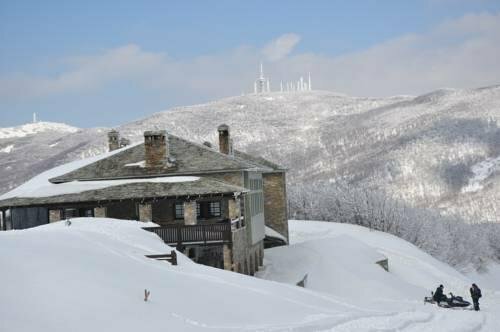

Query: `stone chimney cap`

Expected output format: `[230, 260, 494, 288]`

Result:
[144, 130, 167, 136]
[108, 129, 119, 136]
[217, 124, 229, 132]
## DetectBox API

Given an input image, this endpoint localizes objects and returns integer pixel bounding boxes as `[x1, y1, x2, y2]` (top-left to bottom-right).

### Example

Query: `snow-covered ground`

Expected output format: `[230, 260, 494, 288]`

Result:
[1, 218, 499, 331]
[258, 220, 500, 331]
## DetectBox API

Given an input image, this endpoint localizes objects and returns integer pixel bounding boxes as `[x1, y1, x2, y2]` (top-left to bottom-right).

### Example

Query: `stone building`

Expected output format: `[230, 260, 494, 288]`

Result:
[0, 125, 288, 275]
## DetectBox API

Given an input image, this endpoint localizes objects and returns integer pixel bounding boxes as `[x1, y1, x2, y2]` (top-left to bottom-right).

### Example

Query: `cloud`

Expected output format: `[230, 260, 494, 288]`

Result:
[1, 13, 500, 106]
[261, 33, 301, 61]
[0, 44, 167, 99]
[272, 12, 500, 96]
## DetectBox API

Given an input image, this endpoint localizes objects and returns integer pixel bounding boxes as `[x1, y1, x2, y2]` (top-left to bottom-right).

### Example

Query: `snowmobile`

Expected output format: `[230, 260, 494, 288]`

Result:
[424, 292, 471, 309]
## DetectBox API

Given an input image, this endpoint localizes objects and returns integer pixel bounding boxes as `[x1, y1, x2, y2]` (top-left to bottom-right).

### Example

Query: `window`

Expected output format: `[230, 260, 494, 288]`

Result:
[174, 203, 184, 219]
[83, 209, 94, 217]
[64, 208, 78, 219]
[208, 202, 221, 217]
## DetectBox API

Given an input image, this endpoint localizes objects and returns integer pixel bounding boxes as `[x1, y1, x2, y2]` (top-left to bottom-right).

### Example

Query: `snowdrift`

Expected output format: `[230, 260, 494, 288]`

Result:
[0, 218, 392, 332]
[258, 220, 500, 330]
[1, 218, 499, 331]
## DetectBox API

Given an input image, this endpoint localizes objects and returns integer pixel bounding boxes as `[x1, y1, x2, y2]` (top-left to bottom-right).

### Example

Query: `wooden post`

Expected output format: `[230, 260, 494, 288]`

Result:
[202, 224, 207, 244]
[176, 224, 182, 249]
[0, 209, 5, 231]
[170, 250, 177, 266]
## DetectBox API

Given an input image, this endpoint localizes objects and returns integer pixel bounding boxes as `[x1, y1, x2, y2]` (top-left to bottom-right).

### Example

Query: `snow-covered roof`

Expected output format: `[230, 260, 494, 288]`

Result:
[0, 141, 249, 208]
[0, 177, 248, 207]
[0, 143, 140, 201]
[49, 134, 279, 183]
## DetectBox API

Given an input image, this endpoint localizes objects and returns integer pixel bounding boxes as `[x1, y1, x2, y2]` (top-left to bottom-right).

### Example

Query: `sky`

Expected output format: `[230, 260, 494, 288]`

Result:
[1, 0, 500, 128]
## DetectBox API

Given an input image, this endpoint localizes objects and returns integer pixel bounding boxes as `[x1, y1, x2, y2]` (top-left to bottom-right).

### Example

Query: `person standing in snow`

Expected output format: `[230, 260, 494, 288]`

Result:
[433, 284, 446, 303]
[470, 283, 482, 311]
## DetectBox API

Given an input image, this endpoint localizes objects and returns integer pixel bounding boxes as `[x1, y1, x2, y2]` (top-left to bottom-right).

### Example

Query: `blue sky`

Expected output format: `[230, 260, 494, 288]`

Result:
[1, 0, 500, 127]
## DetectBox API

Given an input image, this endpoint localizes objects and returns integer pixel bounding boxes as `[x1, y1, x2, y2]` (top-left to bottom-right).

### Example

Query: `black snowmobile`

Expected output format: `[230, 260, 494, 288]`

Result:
[424, 292, 471, 309]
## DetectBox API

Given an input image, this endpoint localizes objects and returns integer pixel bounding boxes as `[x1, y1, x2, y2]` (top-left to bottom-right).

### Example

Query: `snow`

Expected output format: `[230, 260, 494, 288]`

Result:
[0, 218, 412, 332]
[0, 144, 14, 153]
[0, 143, 142, 200]
[462, 155, 500, 193]
[125, 160, 146, 167]
[0, 121, 78, 139]
[2, 219, 500, 331]
[5, 176, 200, 198]
[0, 139, 197, 199]
[258, 220, 500, 331]
[265, 225, 287, 242]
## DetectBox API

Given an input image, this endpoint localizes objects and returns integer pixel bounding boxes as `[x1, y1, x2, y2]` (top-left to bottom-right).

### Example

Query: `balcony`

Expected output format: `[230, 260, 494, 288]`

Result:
[143, 222, 233, 247]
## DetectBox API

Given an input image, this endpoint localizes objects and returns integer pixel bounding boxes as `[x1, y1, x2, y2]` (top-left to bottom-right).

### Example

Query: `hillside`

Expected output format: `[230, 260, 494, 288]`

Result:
[1, 86, 499, 222]
[1, 218, 499, 331]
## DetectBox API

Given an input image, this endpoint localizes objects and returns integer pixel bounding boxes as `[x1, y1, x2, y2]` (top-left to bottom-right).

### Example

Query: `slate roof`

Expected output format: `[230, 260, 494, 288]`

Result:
[50, 134, 281, 183]
[0, 178, 248, 208]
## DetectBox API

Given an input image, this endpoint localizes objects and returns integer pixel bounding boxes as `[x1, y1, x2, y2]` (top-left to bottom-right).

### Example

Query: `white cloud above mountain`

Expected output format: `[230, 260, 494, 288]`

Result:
[0, 12, 499, 102]
[261, 33, 301, 61]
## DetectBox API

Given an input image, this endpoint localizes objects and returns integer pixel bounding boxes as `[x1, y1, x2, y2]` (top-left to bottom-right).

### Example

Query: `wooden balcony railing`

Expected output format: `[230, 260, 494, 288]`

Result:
[143, 223, 232, 247]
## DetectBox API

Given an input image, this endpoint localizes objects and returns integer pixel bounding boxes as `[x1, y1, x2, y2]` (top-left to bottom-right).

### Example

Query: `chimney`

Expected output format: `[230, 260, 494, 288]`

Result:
[107, 130, 120, 152]
[144, 130, 168, 168]
[218, 124, 231, 155]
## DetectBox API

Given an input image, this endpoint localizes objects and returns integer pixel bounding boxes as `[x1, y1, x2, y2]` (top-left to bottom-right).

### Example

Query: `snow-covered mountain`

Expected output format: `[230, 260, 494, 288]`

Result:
[0, 122, 108, 193]
[0, 121, 79, 139]
[1, 86, 499, 221]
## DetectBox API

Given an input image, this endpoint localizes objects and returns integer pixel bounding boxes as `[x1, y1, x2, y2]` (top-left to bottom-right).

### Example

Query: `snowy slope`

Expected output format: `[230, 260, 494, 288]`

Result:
[1, 85, 499, 222]
[258, 220, 500, 331]
[0, 218, 433, 332]
[2, 218, 499, 331]
[0, 121, 78, 139]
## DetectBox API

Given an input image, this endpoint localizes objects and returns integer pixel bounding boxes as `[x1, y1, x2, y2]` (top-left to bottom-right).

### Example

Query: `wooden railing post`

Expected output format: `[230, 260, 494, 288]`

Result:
[202, 224, 207, 244]
[177, 224, 182, 249]
[170, 250, 177, 266]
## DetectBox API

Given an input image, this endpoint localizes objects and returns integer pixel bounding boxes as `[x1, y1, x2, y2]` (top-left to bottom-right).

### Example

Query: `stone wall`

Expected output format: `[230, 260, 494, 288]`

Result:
[93, 207, 107, 218]
[183, 201, 197, 225]
[263, 172, 289, 241]
[49, 209, 62, 223]
[230, 226, 263, 275]
[231, 226, 248, 273]
[138, 203, 152, 222]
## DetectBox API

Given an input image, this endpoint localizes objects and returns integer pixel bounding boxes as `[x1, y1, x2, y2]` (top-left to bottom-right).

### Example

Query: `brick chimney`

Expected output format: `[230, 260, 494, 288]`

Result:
[218, 124, 231, 155]
[144, 130, 169, 168]
[107, 130, 120, 152]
